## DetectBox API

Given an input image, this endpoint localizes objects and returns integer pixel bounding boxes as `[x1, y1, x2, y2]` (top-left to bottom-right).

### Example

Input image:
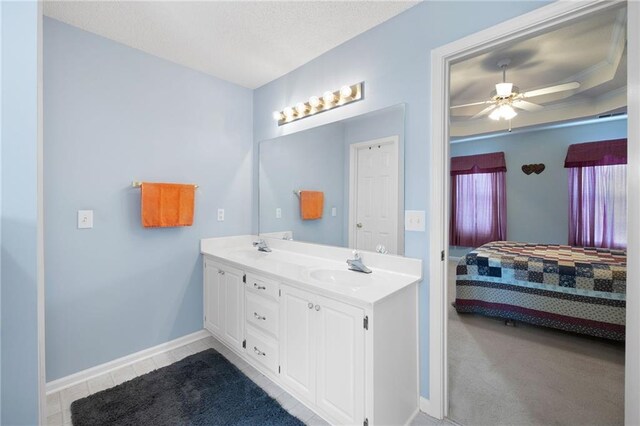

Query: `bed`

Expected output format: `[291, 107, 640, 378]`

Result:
[455, 241, 626, 341]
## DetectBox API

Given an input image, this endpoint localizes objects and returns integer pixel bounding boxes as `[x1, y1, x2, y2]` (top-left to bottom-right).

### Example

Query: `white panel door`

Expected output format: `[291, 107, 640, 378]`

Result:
[279, 285, 317, 404]
[221, 264, 245, 351]
[204, 260, 223, 336]
[354, 138, 399, 253]
[315, 294, 365, 425]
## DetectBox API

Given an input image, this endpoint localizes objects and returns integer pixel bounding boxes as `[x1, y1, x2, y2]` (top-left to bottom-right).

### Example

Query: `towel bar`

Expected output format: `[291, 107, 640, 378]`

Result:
[132, 181, 199, 189]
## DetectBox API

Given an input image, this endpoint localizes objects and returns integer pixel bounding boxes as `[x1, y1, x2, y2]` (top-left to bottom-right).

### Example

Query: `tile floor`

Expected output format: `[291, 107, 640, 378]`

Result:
[47, 334, 444, 426]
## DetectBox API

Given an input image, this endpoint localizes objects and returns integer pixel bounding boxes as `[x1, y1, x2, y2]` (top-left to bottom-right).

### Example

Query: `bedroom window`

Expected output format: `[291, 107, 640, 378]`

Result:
[450, 152, 507, 247]
[565, 139, 627, 249]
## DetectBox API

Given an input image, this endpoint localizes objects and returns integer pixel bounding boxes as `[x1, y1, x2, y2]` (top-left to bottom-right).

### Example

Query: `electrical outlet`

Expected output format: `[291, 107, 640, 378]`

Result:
[78, 210, 93, 229]
[276, 208, 282, 219]
[331, 207, 337, 217]
[217, 209, 225, 221]
[405, 210, 425, 231]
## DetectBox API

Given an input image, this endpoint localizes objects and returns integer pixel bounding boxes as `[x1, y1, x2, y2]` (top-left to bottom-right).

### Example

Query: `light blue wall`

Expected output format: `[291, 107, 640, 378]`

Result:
[253, 1, 549, 398]
[44, 19, 254, 380]
[1, 1, 41, 424]
[450, 118, 628, 248]
[260, 122, 345, 246]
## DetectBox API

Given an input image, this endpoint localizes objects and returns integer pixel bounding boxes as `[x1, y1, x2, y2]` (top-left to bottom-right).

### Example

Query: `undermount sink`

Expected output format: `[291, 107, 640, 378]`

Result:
[309, 268, 373, 286]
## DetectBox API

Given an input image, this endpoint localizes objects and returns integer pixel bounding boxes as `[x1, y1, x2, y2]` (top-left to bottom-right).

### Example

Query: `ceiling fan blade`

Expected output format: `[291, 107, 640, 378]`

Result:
[450, 100, 490, 109]
[512, 100, 543, 112]
[522, 82, 580, 98]
[471, 104, 496, 119]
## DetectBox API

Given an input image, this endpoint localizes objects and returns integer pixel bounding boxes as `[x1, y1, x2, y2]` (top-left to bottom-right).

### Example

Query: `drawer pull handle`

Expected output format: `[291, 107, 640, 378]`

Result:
[218, 269, 225, 275]
[254, 283, 266, 290]
[315, 305, 321, 311]
[254, 312, 266, 321]
[254, 346, 266, 356]
[308, 302, 314, 309]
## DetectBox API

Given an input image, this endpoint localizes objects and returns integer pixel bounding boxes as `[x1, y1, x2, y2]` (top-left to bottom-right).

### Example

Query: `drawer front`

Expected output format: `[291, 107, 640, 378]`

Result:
[246, 291, 279, 337]
[245, 326, 279, 375]
[245, 273, 279, 300]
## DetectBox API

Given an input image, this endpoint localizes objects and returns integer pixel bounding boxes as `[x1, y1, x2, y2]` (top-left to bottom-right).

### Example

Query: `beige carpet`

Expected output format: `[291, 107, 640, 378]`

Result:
[447, 260, 625, 426]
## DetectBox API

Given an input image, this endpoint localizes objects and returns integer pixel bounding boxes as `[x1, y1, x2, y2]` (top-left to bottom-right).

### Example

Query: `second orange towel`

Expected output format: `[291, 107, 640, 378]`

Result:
[299, 190, 324, 220]
[141, 182, 195, 228]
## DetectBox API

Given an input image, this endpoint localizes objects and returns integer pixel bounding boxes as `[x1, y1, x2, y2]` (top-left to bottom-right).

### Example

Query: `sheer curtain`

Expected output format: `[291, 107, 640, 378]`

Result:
[568, 164, 627, 249]
[451, 172, 507, 247]
[565, 138, 627, 249]
[450, 152, 507, 247]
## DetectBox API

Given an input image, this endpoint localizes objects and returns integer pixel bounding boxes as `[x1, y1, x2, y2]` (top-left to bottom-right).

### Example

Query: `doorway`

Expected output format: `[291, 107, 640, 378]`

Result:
[427, 0, 639, 423]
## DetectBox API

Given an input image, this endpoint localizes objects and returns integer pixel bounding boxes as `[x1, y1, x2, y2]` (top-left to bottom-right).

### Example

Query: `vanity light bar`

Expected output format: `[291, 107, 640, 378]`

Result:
[273, 82, 364, 126]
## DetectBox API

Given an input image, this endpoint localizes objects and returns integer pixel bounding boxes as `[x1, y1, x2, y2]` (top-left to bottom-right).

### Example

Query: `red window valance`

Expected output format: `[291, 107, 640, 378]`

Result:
[564, 138, 627, 168]
[451, 152, 506, 176]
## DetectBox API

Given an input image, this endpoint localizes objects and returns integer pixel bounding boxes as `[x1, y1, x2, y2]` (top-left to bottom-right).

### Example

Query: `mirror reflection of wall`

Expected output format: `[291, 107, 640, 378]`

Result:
[259, 104, 405, 254]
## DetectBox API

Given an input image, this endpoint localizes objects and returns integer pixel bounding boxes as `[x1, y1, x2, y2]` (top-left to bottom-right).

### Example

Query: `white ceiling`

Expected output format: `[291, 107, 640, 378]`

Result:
[43, 0, 419, 89]
[450, 5, 627, 137]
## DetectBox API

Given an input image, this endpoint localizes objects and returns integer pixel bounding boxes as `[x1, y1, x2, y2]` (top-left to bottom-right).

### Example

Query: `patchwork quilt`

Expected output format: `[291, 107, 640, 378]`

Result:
[455, 241, 626, 340]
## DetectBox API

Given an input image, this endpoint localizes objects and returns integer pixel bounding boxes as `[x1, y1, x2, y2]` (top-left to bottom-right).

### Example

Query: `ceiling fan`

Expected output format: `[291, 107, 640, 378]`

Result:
[451, 59, 581, 121]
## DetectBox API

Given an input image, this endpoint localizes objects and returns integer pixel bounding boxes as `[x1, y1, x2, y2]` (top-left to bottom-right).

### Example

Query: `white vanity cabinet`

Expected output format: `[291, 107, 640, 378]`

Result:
[280, 284, 365, 425]
[201, 237, 420, 426]
[203, 258, 245, 352]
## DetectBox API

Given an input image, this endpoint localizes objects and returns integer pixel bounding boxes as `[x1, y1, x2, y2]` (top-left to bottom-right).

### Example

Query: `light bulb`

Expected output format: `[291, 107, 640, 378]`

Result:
[296, 102, 307, 115]
[489, 107, 501, 121]
[495, 83, 513, 98]
[322, 91, 336, 104]
[501, 104, 517, 120]
[283, 106, 295, 118]
[309, 96, 321, 108]
[272, 111, 283, 121]
[340, 85, 353, 98]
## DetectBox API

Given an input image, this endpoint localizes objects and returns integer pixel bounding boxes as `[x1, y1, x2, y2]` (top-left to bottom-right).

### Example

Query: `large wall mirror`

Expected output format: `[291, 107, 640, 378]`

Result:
[259, 104, 405, 255]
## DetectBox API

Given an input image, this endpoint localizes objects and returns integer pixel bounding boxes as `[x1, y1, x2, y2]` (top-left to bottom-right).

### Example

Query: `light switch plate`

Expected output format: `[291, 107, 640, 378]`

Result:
[217, 209, 225, 221]
[78, 210, 93, 229]
[405, 210, 425, 232]
[276, 208, 282, 219]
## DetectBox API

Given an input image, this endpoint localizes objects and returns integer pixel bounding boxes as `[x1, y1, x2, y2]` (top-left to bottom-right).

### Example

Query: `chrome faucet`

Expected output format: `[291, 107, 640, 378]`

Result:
[253, 239, 272, 252]
[347, 251, 372, 274]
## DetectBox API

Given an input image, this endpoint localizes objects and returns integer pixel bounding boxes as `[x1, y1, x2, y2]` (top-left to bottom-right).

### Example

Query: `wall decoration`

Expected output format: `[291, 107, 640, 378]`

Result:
[521, 164, 545, 175]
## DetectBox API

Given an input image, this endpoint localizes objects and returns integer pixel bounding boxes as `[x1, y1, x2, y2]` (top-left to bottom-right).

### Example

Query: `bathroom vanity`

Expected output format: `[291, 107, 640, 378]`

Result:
[201, 235, 421, 426]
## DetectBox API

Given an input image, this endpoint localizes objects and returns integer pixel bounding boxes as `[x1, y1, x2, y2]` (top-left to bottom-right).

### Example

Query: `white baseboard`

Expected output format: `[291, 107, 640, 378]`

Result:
[420, 396, 441, 420]
[46, 329, 211, 395]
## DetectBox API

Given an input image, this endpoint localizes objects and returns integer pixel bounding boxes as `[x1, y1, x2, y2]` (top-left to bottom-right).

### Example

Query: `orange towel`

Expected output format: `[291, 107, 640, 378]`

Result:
[141, 182, 195, 228]
[299, 190, 324, 220]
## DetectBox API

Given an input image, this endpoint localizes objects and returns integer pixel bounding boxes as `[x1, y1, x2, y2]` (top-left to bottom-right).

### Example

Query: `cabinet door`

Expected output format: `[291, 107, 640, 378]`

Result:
[221, 264, 245, 351]
[280, 285, 316, 404]
[315, 294, 365, 425]
[204, 260, 223, 336]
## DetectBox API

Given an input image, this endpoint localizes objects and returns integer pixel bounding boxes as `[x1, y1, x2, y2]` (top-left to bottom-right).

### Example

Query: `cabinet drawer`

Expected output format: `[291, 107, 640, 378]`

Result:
[245, 273, 279, 300]
[246, 291, 279, 337]
[245, 326, 279, 375]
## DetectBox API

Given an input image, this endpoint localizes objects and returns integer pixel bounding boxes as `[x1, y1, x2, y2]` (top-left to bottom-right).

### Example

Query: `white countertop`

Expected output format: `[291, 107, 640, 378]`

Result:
[200, 235, 422, 307]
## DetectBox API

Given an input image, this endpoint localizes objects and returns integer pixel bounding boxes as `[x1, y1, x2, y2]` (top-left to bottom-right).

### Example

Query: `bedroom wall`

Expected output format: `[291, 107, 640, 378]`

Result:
[449, 117, 628, 254]
[44, 18, 253, 381]
[253, 0, 549, 400]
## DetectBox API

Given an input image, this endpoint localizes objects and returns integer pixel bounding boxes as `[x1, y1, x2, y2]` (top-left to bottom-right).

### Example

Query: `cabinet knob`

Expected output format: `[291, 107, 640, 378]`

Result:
[356, 222, 363, 229]
[308, 302, 314, 309]
[254, 312, 266, 321]
[253, 346, 266, 357]
[218, 269, 225, 275]
[315, 305, 321, 311]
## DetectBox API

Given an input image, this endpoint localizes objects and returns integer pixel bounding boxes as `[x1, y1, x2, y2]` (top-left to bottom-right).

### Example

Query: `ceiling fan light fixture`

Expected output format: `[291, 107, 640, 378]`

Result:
[496, 82, 513, 98]
[490, 104, 517, 121]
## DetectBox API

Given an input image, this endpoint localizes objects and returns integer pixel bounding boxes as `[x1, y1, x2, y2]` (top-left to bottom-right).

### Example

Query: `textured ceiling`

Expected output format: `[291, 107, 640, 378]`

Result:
[44, 0, 419, 89]
[450, 5, 627, 136]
